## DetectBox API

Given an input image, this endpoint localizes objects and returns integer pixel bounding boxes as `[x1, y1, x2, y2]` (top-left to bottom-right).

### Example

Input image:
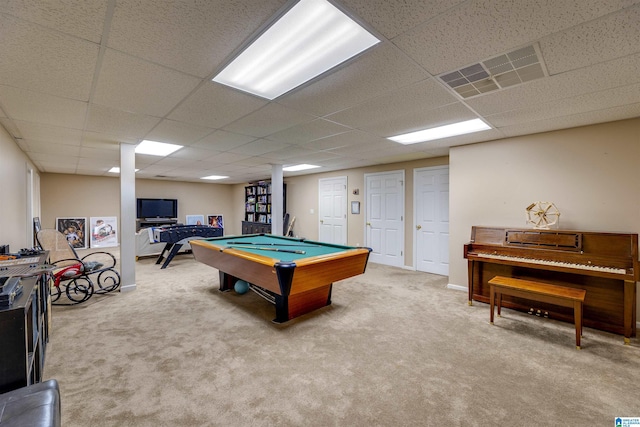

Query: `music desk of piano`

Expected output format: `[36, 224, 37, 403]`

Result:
[464, 226, 639, 343]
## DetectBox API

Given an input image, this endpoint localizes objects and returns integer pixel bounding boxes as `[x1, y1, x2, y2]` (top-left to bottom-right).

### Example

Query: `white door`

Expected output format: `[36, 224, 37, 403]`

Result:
[414, 166, 449, 276]
[365, 171, 404, 267]
[318, 177, 347, 244]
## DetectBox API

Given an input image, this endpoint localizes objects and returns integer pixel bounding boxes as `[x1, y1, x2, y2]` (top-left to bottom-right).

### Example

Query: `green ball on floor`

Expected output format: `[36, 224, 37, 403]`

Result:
[234, 280, 250, 294]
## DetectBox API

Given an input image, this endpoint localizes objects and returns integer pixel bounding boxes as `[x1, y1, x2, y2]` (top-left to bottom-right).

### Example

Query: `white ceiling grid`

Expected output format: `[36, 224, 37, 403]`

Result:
[0, 0, 637, 183]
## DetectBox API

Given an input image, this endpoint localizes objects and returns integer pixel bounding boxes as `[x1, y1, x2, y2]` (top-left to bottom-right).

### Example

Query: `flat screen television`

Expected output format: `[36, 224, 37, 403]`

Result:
[136, 198, 178, 219]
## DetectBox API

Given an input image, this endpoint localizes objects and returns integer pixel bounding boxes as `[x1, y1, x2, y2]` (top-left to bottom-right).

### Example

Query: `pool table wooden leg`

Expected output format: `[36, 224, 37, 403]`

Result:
[218, 271, 234, 292]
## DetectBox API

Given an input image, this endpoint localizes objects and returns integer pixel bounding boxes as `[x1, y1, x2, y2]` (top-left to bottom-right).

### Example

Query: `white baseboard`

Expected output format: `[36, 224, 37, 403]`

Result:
[120, 283, 137, 292]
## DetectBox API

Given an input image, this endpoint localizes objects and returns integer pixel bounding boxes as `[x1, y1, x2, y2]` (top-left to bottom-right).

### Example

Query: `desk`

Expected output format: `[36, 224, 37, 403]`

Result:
[190, 234, 371, 322]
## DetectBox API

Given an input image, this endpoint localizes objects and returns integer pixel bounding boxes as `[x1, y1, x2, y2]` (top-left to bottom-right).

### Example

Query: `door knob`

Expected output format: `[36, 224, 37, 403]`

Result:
[320, 219, 324, 224]
[416, 225, 422, 230]
[366, 222, 371, 226]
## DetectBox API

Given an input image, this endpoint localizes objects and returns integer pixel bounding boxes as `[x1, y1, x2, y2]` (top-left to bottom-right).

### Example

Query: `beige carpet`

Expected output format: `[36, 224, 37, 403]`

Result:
[45, 252, 640, 426]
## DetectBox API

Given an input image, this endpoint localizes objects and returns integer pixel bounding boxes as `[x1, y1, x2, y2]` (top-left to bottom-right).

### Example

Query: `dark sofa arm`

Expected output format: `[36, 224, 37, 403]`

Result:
[0, 380, 61, 427]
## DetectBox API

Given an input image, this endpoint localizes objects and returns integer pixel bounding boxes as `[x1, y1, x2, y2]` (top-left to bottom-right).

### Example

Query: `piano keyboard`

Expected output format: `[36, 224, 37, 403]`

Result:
[473, 252, 627, 275]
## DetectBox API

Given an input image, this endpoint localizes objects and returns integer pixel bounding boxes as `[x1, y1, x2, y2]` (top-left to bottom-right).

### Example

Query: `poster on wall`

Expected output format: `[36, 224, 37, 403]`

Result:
[90, 216, 118, 248]
[186, 215, 205, 226]
[207, 214, 223, 228]
[56, 217, 87, 250]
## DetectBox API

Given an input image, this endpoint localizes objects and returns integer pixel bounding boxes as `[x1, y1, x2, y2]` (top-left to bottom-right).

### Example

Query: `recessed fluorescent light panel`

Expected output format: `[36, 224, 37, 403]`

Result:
[283, 164, 320, 172]
[108, 167, 139, 173]
[201, 175, 229, 181]
[388, 119, 491, 145]
[212, 0, 380, 100]
[135, 140, 183, 156]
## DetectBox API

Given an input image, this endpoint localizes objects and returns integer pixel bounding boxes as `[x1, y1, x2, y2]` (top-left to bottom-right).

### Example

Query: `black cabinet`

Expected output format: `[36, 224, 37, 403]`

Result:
[0, 271, 50, 393]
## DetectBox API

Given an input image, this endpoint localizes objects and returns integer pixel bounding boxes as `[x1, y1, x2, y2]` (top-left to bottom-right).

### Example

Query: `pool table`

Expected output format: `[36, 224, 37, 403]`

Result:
[190, 234, 371, 323]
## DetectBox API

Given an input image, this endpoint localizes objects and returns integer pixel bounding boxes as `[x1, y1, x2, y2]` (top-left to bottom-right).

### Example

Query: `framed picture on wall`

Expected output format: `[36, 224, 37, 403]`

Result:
[186, 215, 205, 226]
[90, 216, 118, 248]
[207, 214, 223, 228]
[56, 217, 87, 250]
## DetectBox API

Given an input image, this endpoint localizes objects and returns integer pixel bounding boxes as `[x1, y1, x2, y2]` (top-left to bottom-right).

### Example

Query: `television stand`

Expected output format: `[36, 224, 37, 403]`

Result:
[137, 218, 177, 231]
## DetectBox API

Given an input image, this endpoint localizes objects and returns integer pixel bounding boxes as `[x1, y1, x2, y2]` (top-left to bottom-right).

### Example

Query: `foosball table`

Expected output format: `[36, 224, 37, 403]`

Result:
[152, 225, 223, 268]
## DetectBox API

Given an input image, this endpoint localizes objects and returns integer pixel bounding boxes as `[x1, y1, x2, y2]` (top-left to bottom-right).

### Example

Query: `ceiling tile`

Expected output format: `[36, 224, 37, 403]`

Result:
[25, 140, 81, 156]
[499, 103, 640, 138]
[85, 104, 161, 139]
[144, 119, 214, 146]
[0, 118, 22, 139]
[223, 103, 317, 138]
[168, 146, 222, 161]
[486, 83, 640, 128]
[79, 146, 120, 161]
[0, 14, 98, 100]
[229, 139, 291, 156]
[168, 82, 267, 129]
[81, 132, 130, 149]
[326, 78, 458, 129]
[107, 0, 285, 77]
[0, 86, 87, 129]
[278, 42, 429, 116]
[394, 0, 639, 75]
[266, 119, 353, 144]
[341, 0, 465, 39]
[93, 49, 202, 117]
[11, 121, 83, 146]
[467, 53, 640, 116]
[1, 0, 107, 43]
[364, 102, 480, 137]
[541, 5, 640, 75]
[192, 130, 257, 152]
[300, 130, 387, 151]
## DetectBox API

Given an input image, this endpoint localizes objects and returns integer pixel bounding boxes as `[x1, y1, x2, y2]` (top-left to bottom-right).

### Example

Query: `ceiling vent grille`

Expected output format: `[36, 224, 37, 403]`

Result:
[439, 44, 547, 99]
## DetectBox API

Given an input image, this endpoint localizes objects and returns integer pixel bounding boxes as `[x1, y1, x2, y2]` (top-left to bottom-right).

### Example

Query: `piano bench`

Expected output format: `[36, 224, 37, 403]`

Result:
[488, 276, 587, 349]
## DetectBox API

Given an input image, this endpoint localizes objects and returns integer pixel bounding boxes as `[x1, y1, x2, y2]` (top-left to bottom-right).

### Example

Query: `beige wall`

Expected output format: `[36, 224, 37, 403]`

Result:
[0, 125, 39, 250]
[449, 117, 640, 309]
[40, 175, 241, 239]
[282, 156, 449, 263]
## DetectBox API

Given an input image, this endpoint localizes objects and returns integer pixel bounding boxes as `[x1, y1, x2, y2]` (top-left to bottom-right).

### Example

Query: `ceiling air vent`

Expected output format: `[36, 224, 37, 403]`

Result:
[439, 43, 548, 99]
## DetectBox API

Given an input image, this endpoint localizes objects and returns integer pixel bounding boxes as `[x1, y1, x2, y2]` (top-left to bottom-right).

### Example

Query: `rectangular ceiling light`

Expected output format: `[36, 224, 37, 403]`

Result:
[201, 175, 229, 180]
[212, 0, 380, 100]
[388, 119, 491, 145]
[108, 167, 139, 173]
[283, 164, 320, 171]
[135, 140, 183, 156]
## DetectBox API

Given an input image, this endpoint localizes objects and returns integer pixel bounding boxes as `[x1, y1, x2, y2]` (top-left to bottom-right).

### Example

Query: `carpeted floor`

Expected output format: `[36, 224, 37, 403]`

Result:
[44, 252, 640, 426]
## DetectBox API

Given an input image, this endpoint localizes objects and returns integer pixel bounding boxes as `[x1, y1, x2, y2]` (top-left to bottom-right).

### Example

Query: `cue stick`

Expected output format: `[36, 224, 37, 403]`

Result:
[225, 241, 319, 247]
[228, 245, 306, 254]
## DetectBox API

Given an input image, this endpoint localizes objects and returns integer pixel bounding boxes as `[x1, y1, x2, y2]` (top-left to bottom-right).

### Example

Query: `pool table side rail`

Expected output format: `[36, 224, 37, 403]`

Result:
[190, 240, 371, 297]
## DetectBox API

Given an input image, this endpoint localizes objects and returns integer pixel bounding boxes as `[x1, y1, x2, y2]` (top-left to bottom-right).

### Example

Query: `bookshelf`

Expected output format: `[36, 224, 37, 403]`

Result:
[242, 182, 285, 234]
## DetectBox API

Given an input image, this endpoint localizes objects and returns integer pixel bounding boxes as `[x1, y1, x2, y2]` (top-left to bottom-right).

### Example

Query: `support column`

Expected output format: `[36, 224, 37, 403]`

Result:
[119, 143, 136, 291]
[271, 164, 283, 236]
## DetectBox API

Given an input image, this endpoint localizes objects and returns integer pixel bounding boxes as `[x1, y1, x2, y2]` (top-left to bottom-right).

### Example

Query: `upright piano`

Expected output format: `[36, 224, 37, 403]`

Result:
[464, 226, 639, 342]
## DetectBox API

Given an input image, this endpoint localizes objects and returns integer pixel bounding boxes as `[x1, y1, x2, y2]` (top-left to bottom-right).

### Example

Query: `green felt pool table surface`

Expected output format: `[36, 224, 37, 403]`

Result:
[196, 234, 360, 262]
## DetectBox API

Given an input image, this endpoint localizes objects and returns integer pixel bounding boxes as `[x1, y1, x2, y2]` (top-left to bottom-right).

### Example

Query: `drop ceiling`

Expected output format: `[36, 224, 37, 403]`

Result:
[0, 0, 638, 184]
